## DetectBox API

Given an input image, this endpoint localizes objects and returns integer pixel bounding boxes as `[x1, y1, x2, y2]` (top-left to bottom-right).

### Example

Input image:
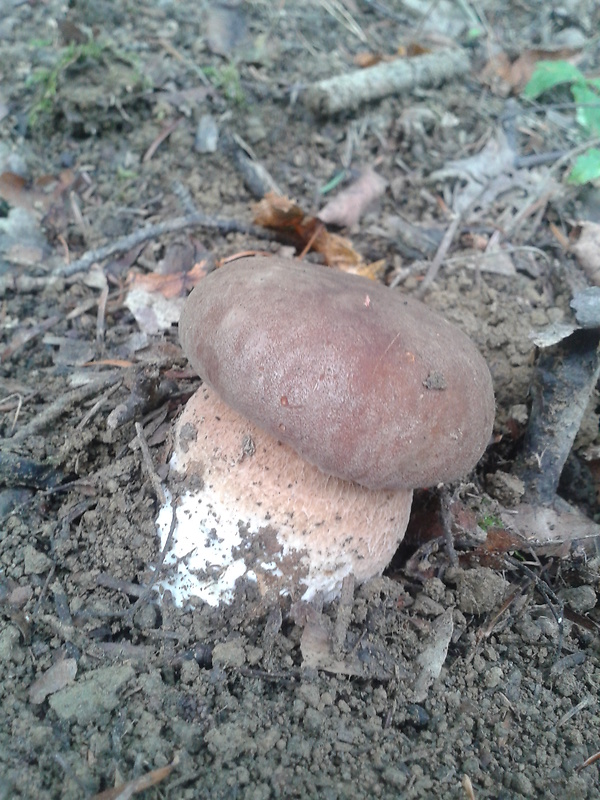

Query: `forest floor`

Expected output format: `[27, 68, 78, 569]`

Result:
[1, 1, 600, 798]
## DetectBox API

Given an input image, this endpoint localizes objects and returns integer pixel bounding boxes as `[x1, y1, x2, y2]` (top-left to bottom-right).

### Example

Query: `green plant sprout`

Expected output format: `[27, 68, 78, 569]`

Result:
[522, 60, 600, 185]
[26, 38, 146, 128]
[203, 63, 245, 106]
[26, 39, 107, 125]
[478, 513, 503, 532]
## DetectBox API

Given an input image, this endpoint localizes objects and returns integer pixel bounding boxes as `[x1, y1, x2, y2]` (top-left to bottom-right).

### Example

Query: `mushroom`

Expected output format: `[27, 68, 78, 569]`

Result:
[156, 256, 494, 606]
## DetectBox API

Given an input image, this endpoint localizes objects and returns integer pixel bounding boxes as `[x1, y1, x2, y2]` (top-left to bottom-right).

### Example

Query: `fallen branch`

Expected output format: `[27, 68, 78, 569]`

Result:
[514, 329, 600, 505]
[8, 373, 122, 443]
[304, 47, 470, 116]
[53, 212, 276, 278]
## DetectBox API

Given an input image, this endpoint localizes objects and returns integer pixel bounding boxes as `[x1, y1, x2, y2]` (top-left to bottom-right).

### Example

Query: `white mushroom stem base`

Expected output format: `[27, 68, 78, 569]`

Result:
[155, 387, 412, 607]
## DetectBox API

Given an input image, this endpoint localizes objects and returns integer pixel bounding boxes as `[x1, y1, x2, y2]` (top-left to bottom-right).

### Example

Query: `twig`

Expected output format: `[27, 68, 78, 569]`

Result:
[126, 496, 177, 620]
[53, 213, 276, 278]
[514, 330, 600, 504]
[305, 47, 470, 115]
[96, 283, 109, 349]
[576, 750, 600, 773]
[76, 380, 122, 431]
[8, 373, 121, 443]
[504, 555, 565, 655]
[415, 212, 462, 299]
[332, 573, 355, 656]
[135, 421, 167, 506]
[439, 487, 459, 567]
[143, 117, 184, 163]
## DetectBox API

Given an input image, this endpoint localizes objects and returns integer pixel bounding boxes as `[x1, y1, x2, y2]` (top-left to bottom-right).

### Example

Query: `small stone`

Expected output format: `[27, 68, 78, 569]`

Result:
[511, 772, 534, 796]
[0, 625, 21, 663]
[558, 585, 597, 614]
[484, 666, 503, 688]
[509, 404, 529, 425]
[298, 683, 320, 709]
[212, 639, 246, 668]
[486, 471, 525, 507]
[454, 567, 508, 614]
[412, 594, 445, 617]
[48, 664, 134, 725]
[382, 766, 408, 788]
[423, 577, 445, 602]
[23, 545, 52, 575]
[245, 115, 267, 144]
[194, 114, 219, 154]
[180, 659, 200, 684]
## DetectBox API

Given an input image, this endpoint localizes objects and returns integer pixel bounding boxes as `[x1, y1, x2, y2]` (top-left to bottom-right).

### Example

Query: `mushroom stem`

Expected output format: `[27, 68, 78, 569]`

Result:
[156, 387, 413, 606]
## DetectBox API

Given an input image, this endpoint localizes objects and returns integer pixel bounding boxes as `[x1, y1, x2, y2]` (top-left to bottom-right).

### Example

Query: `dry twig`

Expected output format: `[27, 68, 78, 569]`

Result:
[135, 421, 167, 506]
[8, 373, 121, 443]
[305, 48, 470, 115]
[53, 213, 276, 278]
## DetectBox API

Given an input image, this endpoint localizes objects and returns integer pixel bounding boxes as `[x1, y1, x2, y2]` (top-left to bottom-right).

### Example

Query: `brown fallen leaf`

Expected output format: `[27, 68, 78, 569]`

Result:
[127, 259, 210, 299]
[29, 658, 77, 705]
[570, 221, 600, 285]
[125, 261, 211, 336]
[481, 46, 583, 95]
[354, 41, 431, 68]
[354, 51, 385, 68]
[253, 191, 365, 270]
[318, 167, 387, 228]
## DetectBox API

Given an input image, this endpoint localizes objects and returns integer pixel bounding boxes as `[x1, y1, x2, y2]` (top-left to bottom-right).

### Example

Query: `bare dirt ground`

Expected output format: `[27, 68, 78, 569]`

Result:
[1, 1, 600, 798]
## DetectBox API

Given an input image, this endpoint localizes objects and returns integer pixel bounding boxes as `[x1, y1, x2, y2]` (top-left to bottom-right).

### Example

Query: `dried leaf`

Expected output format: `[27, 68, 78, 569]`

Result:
[318, 168, 387, 228]
[0, 171, 54, 214]
[571, 221, 600, 284]
[29, 658, 77, 705]
[500, 502, 600, 557]
[253, 192, 365, 269]
[412, 608, 453, 702]
[298, 610, 394, 679]
[125, 290, 184, 334]
[429, 130, 516, 214]
[353, 52, 385, 68]
[125, 260, 209, 334]
[481, 47, 583, 95]
[128, 260, 210, 299]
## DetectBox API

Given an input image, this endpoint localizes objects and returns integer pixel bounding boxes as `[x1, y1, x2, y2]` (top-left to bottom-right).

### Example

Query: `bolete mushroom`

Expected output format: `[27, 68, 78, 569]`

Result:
[156, 256, 494, 606]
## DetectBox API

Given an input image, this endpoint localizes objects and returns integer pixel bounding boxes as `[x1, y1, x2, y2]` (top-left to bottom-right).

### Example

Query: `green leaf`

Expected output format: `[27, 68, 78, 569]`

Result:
[567, 148, 600, 185]
[522, 60, 585, 99]
[572, 83, 600, 135]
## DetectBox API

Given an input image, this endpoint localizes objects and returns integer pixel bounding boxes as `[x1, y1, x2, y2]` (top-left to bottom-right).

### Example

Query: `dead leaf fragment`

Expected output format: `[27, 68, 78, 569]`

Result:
[253, 192, 364, 270]
[29, 658, 77, 705]
[571, 221, 600, 285]
[125, 261, 210, 334]
[128, 259, 210, 299]
[318, 167, 387, 228]
[412, 608, 453, 702]
[500, 501, 600, 557]
[481, 46, 583, 95]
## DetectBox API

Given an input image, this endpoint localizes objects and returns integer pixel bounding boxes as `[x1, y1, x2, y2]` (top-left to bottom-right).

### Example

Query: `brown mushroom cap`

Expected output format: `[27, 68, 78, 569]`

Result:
[179, 257, 494, 491]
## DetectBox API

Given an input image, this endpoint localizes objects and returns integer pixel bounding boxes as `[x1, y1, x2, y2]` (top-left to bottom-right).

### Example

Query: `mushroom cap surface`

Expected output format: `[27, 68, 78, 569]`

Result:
[165, 386, 412, 603]
[180, 257, 494, 491]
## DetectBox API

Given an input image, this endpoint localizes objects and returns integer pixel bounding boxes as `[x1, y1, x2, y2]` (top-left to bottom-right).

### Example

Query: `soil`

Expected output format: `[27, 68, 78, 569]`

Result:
[1, 2, 600, 799]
